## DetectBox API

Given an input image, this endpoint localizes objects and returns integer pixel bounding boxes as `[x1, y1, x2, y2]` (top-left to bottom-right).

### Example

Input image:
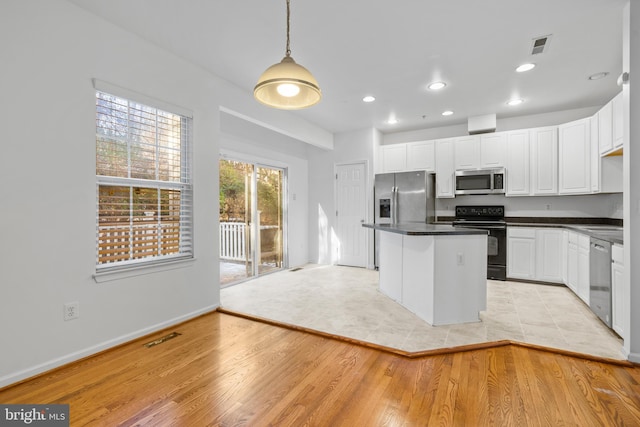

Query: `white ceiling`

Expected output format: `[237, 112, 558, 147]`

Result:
[68, 0, 626, 135]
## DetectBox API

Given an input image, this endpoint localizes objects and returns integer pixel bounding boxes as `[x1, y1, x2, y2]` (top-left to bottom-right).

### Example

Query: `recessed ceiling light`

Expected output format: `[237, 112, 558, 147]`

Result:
[507, 98, 524, 106]
[442, 110, 453, 116]
[387, 118, 398, 125]
[588, 72, 609, 80]
[516, 63, 536, 73]
[428, 81, 446, 90]
[362, 95, 376, 103]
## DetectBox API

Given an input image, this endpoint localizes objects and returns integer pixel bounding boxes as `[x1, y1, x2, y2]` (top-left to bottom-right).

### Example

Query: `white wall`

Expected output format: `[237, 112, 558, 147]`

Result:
[0, 0, 327, 387]
[308, 128, 379, 266]
[220, 113, 309, 268]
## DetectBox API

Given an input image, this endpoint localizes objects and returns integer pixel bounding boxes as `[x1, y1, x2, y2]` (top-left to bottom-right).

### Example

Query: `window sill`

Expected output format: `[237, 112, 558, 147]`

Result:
[93, 257, 196, 283]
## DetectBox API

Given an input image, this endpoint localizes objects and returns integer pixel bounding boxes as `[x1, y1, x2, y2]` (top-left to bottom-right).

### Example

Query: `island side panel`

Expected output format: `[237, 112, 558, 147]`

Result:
[379, 231, 403, 302]
[432, 234, 488, 325]
[401, 235, 436, 324]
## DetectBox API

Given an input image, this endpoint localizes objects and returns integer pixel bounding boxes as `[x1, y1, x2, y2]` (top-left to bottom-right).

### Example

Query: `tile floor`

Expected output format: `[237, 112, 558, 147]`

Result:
[220, 264, 625, 360]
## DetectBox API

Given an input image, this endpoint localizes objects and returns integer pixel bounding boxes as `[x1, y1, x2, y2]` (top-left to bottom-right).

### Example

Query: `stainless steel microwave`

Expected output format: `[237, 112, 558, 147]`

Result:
[455, 168, 506, 195]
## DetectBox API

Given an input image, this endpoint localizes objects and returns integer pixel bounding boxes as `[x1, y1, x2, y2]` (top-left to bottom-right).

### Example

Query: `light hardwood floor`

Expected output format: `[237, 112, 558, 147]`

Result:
[1, 311, 639, 426]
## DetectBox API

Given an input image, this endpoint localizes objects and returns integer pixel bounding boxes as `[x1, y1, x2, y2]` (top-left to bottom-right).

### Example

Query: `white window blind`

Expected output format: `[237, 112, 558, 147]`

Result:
[95, 90, 193, 270]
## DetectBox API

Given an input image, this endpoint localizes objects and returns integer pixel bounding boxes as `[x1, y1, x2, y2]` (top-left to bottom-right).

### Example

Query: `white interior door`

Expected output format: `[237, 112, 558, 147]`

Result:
[336, 162, 367, 267]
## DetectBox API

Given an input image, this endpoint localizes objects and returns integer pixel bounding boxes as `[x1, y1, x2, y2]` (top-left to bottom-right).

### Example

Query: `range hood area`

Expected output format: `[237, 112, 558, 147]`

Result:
[468, 114, 496, 135]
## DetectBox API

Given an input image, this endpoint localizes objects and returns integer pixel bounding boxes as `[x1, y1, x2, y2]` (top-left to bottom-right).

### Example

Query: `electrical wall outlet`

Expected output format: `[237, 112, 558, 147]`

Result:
[63, 302, 79, 321]
[456, 253, 464, 266]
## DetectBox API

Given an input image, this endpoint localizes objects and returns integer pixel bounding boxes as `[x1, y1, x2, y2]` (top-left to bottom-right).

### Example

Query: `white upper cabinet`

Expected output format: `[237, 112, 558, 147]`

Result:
[612, 91, 624, 150]
[480, 133, 506, 168]
[590, 115, 600, 193]
[530, 126, 558, 195]
[505, 130, 530, 196]
[435, 138, 455, 198]
[380, 144, 407, 173]
[598, 91, 623, 155]
[591, 111, 623, 194]
[598, 100, 613, 154]
[454, 135, 480, 170]
[406, 140, 435, 172]
[559, 118, 591, 195]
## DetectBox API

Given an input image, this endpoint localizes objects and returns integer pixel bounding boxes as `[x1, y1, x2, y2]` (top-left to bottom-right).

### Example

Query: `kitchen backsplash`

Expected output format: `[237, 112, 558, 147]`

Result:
[435, 193, 623, 219]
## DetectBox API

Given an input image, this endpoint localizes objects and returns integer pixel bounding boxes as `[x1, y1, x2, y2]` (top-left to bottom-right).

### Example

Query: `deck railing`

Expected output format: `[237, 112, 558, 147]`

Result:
[219, 222, 281, 263]
[97, 220, 180, 264]
[220, 222, 246, 261]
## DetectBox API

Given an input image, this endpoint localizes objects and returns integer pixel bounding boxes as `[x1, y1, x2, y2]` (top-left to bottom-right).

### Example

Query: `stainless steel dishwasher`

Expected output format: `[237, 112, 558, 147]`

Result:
[589, 237, 612, 327]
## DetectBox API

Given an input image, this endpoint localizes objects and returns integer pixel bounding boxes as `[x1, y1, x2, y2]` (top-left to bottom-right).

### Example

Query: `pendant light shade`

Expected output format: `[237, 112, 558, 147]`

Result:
[254, 0, 321, 110]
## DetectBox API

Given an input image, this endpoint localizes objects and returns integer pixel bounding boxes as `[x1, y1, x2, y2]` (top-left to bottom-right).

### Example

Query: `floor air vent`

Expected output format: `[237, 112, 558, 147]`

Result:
[531, 35, 551, 55]
[289, 267, 303, 272]
[144, 332, 181, 348]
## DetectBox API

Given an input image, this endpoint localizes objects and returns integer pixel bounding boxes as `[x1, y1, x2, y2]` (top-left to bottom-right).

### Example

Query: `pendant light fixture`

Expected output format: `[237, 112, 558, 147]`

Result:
[254, 0, 321, 110]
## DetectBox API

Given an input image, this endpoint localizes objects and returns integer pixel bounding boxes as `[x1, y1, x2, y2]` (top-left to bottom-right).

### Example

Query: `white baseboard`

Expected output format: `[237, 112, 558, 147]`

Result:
[0, 304, 219, 389]
[627, 351, 640, 364]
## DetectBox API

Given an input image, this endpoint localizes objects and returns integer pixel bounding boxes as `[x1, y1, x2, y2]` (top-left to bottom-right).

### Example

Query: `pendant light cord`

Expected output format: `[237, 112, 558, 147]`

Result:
[285, 0, 291, 57]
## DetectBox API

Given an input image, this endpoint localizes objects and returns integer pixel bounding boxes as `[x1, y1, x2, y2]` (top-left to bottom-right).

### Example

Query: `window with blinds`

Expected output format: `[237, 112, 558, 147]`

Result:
[95, 90, 193, 269]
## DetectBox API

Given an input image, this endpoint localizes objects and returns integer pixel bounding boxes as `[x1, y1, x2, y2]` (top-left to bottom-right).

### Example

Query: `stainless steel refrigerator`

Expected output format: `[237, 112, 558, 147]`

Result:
[374, 171, 436, 268]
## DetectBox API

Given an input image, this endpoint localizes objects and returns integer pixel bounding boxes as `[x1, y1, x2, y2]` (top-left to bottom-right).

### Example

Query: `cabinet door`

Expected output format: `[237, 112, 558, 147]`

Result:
[507, 227, 536, 280]
[454, 135, 480, 170]
[598, 100, 613, 154]
[435, 139, 455, 198]
[590, 115, 600, 192]
[612, 91, 623, 149]
[530, 127, 558, 195]
[480, 133, 506, 168]
[567, 242, 578, 293]
[506, 130, 530, 196]
[612, 261, 624, 336]
[535, 228, 563, 283]
[406, 140, 435, 171]
[577, 235, 590, 305]
[381, 144, 407, 172]
[559, 118, 591, 195]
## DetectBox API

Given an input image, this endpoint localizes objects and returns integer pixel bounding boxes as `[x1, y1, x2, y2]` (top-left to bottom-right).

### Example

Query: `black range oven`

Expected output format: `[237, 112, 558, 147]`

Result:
[453, 205, 506, 281]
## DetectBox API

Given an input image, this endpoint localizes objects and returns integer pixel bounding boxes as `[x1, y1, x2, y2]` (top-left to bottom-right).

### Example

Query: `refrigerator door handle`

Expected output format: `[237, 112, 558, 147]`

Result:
[392, 186, 398, 224]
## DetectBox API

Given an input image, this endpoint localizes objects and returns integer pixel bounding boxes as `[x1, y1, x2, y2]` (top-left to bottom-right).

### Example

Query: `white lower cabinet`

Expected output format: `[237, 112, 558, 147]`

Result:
[535, 229, 564, 282]
[612, 244, 625, 336]
[507, 227, 563, 283]
[566, 232, 578, 293]
[565, 231, 590, 304]
[577, 234, 590, 305]
[507, 228, 536, 280]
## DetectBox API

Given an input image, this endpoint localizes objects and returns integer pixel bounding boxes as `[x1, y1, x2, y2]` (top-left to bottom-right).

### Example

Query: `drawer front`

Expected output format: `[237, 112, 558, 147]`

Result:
[508, 227, 536, 239]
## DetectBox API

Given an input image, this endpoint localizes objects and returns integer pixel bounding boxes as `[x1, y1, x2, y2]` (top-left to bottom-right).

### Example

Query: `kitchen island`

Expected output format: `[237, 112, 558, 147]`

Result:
[363, 223, 488, 326]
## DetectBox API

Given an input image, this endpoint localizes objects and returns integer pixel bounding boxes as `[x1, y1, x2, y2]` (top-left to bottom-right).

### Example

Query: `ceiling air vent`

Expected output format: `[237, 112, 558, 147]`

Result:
[531, 35, 552, 55]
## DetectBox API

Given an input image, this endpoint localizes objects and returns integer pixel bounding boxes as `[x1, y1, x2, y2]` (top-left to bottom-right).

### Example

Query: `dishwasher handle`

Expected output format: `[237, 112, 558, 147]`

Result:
[590, 242, 610, 253]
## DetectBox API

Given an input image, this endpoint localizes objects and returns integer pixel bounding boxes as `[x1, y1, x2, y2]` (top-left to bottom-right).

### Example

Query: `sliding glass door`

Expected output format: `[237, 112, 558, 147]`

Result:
[219, 158, 286, 286]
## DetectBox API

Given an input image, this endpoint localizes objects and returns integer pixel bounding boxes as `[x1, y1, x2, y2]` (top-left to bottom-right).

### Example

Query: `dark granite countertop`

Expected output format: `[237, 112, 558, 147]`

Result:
[362, 223, 488, 236]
